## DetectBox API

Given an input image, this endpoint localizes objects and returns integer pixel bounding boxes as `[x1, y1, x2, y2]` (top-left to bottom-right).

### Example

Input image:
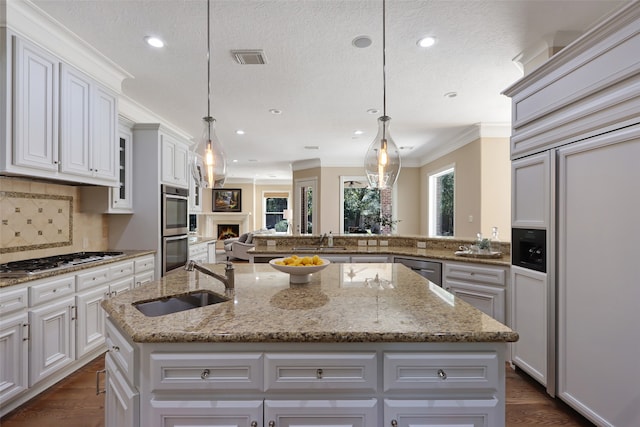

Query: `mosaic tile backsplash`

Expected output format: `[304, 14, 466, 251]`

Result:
[0, 177, 108, 263]
[0, 191, 73, 253]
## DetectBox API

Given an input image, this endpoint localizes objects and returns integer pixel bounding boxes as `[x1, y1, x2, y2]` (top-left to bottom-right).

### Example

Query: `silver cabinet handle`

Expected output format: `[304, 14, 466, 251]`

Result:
[70, 305, 78, 321]
[438, 368, 447, 380]
[201, 369, 210, 380]
[23, 323, 30, 341]
[316, 368, 323, 379]
[96, 369, 106, 395]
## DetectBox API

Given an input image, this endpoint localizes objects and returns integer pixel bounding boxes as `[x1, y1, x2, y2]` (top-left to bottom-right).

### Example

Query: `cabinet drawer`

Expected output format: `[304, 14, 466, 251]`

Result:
[384, 352, 499, 391]
[76, 267, 110, 291]
[134, 271, 154, 288]
[149, 353, 263, 392]
[444, 263, 506, 286]
[109, 261, 134, 280]
[29, 275, 75, 306]
[134, 256, 155, 273]
[0, 285, 28, 314]
[264, 352, 377, 392]
[105, 320, 136, 383]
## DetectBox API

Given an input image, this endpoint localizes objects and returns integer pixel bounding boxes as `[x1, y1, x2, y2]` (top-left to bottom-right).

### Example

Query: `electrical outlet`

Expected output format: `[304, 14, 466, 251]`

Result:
[379, 240, 388, 247]
[83, 237, 89, 249]
[358, 240, 367, 246]
[368, 240, 377, 246]
[468, 215, 473, 222]
[417, 241, 427, 249]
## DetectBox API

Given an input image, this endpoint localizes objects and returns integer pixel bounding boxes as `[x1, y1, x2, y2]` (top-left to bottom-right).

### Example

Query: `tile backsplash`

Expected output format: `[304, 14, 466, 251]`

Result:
[0, 177, 108, 263]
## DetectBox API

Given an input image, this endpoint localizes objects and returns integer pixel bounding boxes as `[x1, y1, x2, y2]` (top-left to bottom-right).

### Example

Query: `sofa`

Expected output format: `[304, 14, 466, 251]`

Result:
[223, 229, 275, 261]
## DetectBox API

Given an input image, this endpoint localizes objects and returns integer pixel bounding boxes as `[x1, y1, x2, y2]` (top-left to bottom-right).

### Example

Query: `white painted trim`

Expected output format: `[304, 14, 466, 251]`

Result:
[5, 0, 132, 93]
[119, 96, 194, 142]
[291, 158, 321, 171]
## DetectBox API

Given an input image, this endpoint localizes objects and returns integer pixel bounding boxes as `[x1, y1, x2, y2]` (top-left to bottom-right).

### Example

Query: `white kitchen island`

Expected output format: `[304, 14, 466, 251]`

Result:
[101, 263, 518, 427]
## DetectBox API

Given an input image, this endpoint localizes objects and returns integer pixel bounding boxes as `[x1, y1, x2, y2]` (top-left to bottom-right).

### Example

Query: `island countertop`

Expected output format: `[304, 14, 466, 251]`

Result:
[102, 262, 518, 344]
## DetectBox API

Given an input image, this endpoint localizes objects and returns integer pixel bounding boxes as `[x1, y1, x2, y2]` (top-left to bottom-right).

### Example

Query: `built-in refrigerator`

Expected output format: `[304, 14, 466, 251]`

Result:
[504, 2, 640, 425]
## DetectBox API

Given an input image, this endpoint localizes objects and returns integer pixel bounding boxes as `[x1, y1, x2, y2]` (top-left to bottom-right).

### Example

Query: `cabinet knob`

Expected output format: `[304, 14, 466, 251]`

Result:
[391, 421, 398, 427]
[316, 368, 323, 379]
[200, 369, 210, 380]
[269, 422, 275, 427]
[250, 422, 257, 427]
[111, 345, 120, 352]
[437, 368, 447, 380]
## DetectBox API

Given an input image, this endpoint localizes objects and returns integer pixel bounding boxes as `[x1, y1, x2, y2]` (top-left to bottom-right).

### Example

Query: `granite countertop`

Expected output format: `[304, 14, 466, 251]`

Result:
[0, 250, 156, 288]
[250, 245, 510, 267]
[102, 263, 518, 344]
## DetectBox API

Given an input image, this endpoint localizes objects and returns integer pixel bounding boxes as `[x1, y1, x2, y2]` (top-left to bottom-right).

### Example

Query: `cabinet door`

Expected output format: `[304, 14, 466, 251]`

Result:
[105, 354, 138, 427]
[148, 400, 263, 427]
[445, 280, 505, 323]
[29, 296, 76, 386]
[91, 84, 118, 181]
[161, 135, 176, 184]
[264, 399, 378, 427]
[384, 398, 499, 427]
[112, 123, 133, 210]
[173, 142, 189, 188]
[510, 266, 547, 386]
[60, 64, 91, 177]
[76, 286, 108, 358]
[13, 36, 59, 171]
[511, 151, 551, 229]
[0, 312, 29, 405]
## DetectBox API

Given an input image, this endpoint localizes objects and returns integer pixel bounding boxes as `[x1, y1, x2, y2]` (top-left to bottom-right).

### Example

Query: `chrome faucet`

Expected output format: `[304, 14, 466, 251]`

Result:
[184, 260, 235, 292]
[316, 233, 328, 246]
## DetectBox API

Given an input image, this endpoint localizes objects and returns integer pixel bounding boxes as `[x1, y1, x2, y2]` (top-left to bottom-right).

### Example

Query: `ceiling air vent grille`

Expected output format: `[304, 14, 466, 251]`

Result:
[232, 50, 267, 65]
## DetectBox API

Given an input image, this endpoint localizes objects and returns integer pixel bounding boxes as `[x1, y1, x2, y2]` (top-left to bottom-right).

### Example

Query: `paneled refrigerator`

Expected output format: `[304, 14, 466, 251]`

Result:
[504, 2, 640, 426]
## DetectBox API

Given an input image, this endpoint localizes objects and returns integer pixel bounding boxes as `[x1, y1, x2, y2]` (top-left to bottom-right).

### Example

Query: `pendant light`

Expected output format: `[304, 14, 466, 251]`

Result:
[364, 0, 401, 189]
[192, 0, 226, 189]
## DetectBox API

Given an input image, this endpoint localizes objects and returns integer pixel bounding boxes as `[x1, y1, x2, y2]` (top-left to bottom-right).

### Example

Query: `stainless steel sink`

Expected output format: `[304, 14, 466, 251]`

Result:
[291, 246, 348, 252]
[133, 291, 229, 317]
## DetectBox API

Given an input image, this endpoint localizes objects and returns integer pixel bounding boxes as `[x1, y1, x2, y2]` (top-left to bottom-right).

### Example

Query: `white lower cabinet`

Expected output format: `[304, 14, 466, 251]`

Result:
[28, 295, 76, 386]
[264, 399, 378, 426]
[149, 400, 263, 427]
[0, 312, 29, 405]
[76, 285, 109, 358]
[384, 398, 499, 427]
[105, 353, 139, 427]
[443, 262, 508, 324]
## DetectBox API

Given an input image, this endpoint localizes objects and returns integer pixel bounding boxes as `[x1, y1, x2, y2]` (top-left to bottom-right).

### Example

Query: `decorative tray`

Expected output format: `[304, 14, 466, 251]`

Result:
[454, 251, 503, 259]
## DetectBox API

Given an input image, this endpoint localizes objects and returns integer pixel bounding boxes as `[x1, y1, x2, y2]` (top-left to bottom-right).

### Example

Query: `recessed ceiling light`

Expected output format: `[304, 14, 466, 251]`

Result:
[304, 146, 319, 150]
[417, 36, 437, 48]
[235, 130, 245, 135]
[232, 159, 238, 163]
[269, 109, 282, 115]
[444, 91, 458, 98]
[352, 36, 372, 48]
[367, 108, 379, 115]
[354, 130, 364, 135]
[144, 36, 165, 48]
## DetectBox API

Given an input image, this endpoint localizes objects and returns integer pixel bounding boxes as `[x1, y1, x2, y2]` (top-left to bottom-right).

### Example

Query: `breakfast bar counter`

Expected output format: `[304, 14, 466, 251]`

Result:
[101, 263, 517, 426]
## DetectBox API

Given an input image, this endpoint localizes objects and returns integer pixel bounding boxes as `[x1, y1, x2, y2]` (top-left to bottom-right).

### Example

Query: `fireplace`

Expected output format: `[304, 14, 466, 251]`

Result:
[217, 224, 240, 240]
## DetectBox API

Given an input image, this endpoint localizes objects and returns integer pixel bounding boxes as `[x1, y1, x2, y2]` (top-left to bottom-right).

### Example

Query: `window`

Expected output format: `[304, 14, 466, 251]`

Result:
[341, 177, 381, 234]
[429, 167, 455, 236]
[295, 178, 316, 235]
[264, 192, 289, 232]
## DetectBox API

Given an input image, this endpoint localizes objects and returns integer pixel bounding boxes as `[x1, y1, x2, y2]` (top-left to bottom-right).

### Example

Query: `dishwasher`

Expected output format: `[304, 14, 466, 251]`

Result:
[394, 257, 442, 286]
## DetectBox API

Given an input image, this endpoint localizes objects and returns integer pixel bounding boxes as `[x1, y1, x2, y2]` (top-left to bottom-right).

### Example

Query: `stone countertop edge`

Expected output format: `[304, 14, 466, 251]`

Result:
[188, 236, 217, 245]
[102, 263, 519, 345]
[0, 250, 156, 288]
[250, 246, 511, 267]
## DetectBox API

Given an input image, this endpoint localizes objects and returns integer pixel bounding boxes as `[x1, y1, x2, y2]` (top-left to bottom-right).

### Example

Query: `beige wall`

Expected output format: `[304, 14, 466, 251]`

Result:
[0, 177, 108, 263]
[395, 167, 421, 235]
[419, 137, 510, 240]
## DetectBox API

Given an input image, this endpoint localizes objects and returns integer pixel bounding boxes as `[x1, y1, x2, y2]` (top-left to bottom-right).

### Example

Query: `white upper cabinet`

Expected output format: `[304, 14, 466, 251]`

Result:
[2, 31, 121, 186]
[511, 151, 552, 229]
[60, 64, 118, 184]
[161, 133, 189, 188]
[11, 36, 59, 172]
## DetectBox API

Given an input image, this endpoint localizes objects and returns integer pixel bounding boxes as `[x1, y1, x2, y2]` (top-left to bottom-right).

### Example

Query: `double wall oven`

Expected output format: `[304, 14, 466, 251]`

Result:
[161, 184, 189, 275]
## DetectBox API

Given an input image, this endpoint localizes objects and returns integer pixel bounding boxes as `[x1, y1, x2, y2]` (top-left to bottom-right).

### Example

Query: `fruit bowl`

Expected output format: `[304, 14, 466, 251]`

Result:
[269, 257, 330, 284]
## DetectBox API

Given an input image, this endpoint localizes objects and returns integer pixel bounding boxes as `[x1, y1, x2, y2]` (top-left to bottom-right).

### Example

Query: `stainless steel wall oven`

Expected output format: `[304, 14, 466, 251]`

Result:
[161, 185, 189, 275]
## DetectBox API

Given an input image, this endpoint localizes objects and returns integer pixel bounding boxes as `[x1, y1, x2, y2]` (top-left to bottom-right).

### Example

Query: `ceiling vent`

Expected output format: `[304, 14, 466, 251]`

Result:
[232, 50, 267, 64]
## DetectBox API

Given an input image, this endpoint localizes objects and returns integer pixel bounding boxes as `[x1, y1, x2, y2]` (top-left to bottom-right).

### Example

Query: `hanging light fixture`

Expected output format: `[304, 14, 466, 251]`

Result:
[192, 0, 227, 189]
[364, 0, 401, 189]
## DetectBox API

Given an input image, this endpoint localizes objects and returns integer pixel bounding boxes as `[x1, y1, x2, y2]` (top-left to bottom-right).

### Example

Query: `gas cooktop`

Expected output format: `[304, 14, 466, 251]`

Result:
[0, 251, 125, 278]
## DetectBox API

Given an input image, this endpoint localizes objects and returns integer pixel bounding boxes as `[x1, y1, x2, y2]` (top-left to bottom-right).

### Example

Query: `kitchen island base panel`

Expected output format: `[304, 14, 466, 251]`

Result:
[106, 328, 507, 426]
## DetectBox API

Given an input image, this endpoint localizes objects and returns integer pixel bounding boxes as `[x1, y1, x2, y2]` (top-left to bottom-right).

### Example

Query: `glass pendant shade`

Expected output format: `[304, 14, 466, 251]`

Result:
[192, 116, 226, 188]
[364, 115, 401, 189]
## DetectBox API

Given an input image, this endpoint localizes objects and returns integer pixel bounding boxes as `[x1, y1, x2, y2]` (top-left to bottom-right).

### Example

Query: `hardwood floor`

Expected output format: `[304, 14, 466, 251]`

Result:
[1, 356, 594, 426]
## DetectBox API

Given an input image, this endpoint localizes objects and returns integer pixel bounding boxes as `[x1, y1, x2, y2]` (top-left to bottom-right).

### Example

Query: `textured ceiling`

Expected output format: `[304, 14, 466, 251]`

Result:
[30, 0, 626, 182]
